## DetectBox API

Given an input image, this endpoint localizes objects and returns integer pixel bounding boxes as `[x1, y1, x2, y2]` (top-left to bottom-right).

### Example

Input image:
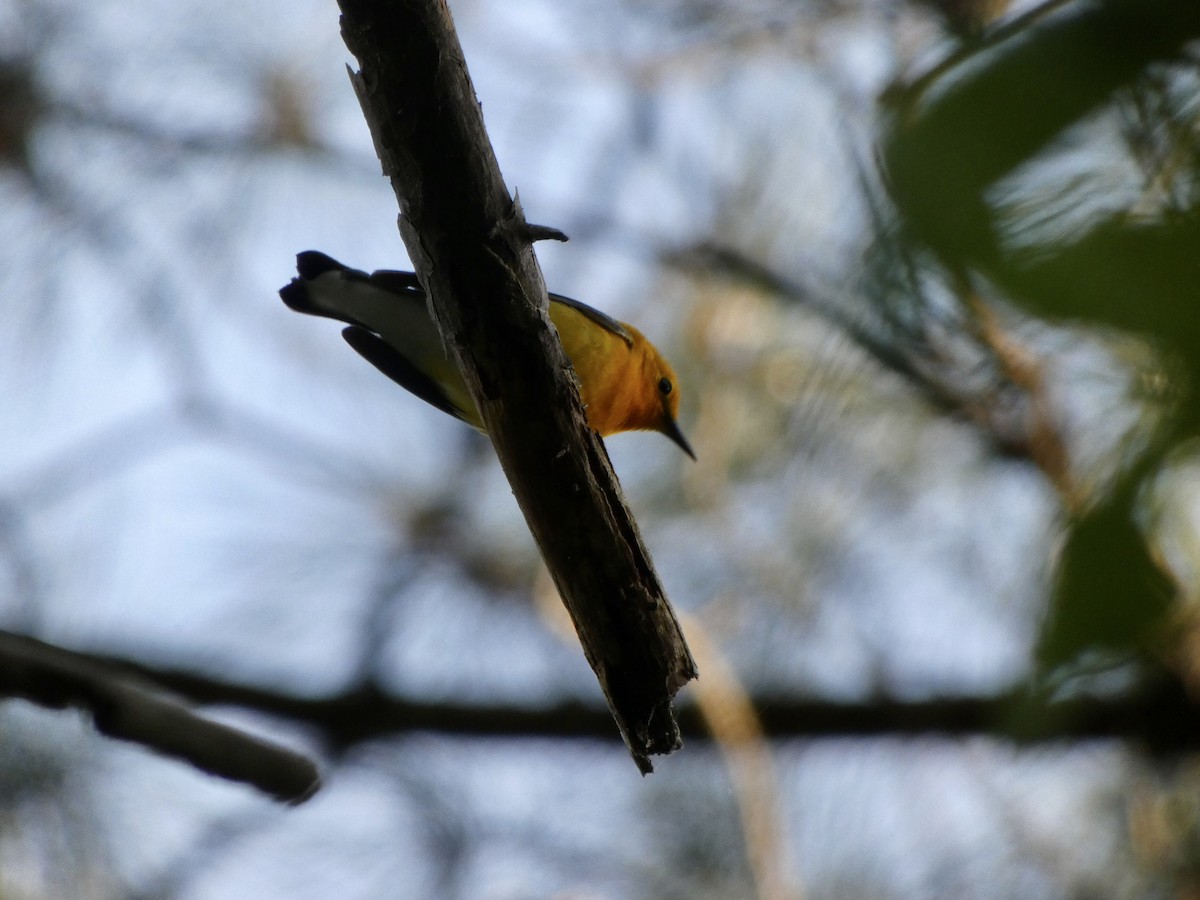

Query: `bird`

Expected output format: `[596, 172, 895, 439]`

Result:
[280, 251, 694, 458]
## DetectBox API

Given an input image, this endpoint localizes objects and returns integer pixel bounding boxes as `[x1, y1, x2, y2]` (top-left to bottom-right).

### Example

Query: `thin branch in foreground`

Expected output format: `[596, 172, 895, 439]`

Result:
[335, 0, 696, 773]
[0, 631, 319, 804]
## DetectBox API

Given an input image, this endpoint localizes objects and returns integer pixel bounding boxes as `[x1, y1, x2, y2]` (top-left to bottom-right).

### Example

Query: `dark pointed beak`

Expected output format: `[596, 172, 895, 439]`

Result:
[662, 414, 696, 460]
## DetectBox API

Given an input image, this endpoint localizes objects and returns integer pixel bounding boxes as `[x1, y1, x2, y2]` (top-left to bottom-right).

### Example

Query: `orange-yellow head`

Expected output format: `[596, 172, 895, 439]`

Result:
[557, 310, 694, 459]
[621, 326, 693, 459]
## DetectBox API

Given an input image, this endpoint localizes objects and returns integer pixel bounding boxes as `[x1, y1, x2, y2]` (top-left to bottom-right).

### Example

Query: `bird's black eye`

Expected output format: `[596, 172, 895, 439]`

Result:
[658, 377, 672, 396]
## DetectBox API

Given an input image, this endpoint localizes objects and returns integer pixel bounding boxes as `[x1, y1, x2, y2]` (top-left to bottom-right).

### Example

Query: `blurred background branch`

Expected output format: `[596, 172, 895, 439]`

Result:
[78, 641, 1200, 753]
[0, 630, 319, 802]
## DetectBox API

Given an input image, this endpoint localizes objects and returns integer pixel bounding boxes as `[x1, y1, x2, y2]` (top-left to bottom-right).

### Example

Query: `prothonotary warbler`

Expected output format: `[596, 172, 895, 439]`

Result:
[280, 251, 695, 458]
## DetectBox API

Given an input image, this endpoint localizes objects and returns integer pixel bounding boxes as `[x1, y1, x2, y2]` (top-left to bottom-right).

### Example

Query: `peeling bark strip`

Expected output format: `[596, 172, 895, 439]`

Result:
[336, 0, 696, 772]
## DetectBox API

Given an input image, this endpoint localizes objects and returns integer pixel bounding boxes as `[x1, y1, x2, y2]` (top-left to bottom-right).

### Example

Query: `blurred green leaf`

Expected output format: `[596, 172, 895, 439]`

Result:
[881, 0, 1200, 671]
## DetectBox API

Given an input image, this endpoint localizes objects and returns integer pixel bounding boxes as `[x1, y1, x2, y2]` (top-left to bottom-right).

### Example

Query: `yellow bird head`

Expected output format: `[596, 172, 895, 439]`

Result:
[589, 323, 692, 459]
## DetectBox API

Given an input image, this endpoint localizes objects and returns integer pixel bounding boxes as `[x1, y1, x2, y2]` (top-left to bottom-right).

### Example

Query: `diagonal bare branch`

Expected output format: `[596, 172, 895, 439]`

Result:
[334, 0, 696, 773]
